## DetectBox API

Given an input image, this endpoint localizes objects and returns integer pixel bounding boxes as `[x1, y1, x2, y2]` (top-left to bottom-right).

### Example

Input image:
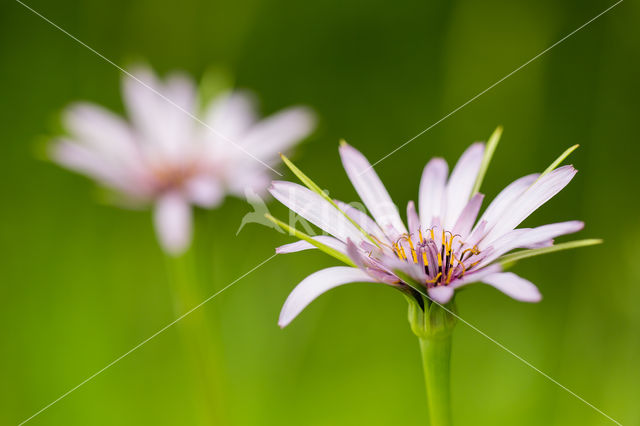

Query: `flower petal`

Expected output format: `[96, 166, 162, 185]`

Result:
[269, 181, 363, 243]
[482, 166, 577, 244]
[51, 139, 148, 197]
[153, 192, 192, 255]
[478, 220, 584, 267]
[276, 236, 346, 254]
[335, 200, 388, 243]
[481, 272, 542, 302]
[443, 143, 484, 228]
[240, 107, 316, 162]
[184, 176, 224, 207]
[63, 103, 139, 160]
[452, 193, 484, 238]
[203, 90, 257, 144]
[474, 173, 539, 235]
[278, 266, 376, 327]
[428, 286, 455, 304]
[122, 66, 197, 157]
[406, 201, 420, 235]
[419, 158, 448, 228]
[339, 143, 407, 239]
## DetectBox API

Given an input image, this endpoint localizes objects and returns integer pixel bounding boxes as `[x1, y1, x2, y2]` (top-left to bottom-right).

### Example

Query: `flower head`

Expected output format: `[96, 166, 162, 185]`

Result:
[51, 65, 315, 254]
[269, 130, 596, 327]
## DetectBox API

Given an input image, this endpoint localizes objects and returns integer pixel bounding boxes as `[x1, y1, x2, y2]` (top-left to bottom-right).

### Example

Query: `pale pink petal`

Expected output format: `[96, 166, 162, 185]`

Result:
[203, 91, 258, 146]
[478, 220, 584, 267]
[428, 286, 455, 304]
[339, 143, 407, 239]
[450, 264, 502, 289]
[418, 158, 448, 229]
[406, 201, 420, 235]
[443, 143, 484, 228]
[122, 66, 197, 157]
[240, 107, 315, 162]
[278, 266, 376, 327]
[475, 174, 539, 233]
[184, 176, 224, 208]
[276, 236, 346, 254]
[153, 192, 192, 255]
[335, 200, 388, 243]
[452, 193, 484, 238]
[51, 140, 148, 196]
[481, 272, 542, 302]
[269, 181, 363, 243]
[63, 103, 139, 159]
[482, 166, 578, 244]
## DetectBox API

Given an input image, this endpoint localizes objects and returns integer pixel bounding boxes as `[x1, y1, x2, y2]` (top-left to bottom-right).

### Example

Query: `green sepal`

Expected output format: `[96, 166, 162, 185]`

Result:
[471, 125, 503, 196]
[497, 238, 602, 269]
[265, 214, 357, 267]
[539, 144, 580, 179]
[279, 153, 379, 246]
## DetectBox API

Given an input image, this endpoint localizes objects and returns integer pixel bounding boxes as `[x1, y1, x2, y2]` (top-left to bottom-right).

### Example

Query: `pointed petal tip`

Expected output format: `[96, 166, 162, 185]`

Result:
[339, 139, 348, 147]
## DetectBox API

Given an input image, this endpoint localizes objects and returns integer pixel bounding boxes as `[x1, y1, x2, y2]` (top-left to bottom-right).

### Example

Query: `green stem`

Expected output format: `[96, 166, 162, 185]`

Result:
[407, 297, 457, 426]
[165, 252, 225, 425]
[418, 334, 453, 426]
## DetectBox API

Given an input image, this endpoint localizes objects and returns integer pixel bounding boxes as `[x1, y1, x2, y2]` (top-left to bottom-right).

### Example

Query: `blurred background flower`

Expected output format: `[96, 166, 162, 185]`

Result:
[50, 65, 315, 254]
[1, 0, 638, 425]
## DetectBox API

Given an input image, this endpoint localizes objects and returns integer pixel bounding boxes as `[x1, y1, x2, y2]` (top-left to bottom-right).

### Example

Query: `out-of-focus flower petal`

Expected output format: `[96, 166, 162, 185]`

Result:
[51, 139, 148, 196]
[339, 143, 407, 239]
[269, 181, 363, 243]
[203, 91, 258, 146]
[443, 143, 484, 228]
[153, 192, 192, 255]
[278, 266, 376, 327]
[419, 158, 448, 229]
[276, 236, 346, 254]
[184, 176, 224, 208]
[481, 272, 542, 302]
[122, 66, 197, 158]
[240, 107, 316, 162]
[63, 103, 139, 160]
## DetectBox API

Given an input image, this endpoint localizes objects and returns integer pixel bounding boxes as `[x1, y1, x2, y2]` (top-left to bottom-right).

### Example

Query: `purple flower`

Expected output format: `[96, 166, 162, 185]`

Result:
[50, 65, 315, 255]
[270, 136, 587, 327]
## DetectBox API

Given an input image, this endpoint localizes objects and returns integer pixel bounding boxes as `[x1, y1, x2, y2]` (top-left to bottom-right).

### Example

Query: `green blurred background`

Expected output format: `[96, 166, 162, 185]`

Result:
[1, 0, 639, 424]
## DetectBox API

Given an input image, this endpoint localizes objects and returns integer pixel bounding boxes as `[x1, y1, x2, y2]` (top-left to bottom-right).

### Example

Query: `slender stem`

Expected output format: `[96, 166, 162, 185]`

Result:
[165, 251, 225, 425]
[418, 334, 453, 426]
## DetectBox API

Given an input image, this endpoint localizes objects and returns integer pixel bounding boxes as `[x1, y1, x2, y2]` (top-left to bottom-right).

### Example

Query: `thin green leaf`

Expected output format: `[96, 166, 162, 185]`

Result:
[539, 144, 580, 179]
[471, 125, 503, 196]
[265, 214, 357, 267]
[497, 238, 602, 268]
[279, 152, 378, 246]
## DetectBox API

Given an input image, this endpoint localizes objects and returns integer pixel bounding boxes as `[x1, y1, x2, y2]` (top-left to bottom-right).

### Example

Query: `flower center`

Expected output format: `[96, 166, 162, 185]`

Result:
[388, 228, 481, 287]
